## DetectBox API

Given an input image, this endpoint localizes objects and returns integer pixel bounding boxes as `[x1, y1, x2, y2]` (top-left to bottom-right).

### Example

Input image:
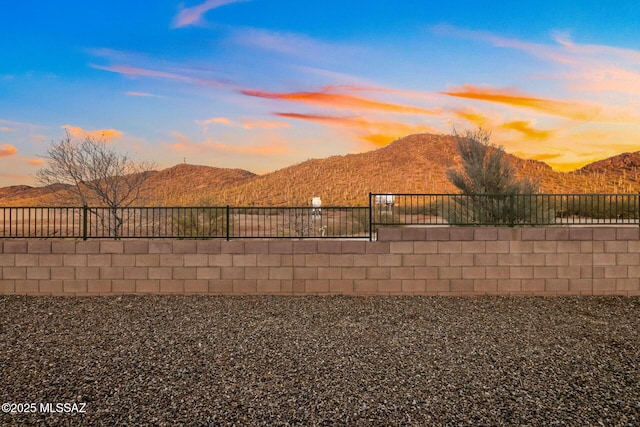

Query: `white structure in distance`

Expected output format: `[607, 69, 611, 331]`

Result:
[311, 197, 322, 219]
[375, 194, 395, 214]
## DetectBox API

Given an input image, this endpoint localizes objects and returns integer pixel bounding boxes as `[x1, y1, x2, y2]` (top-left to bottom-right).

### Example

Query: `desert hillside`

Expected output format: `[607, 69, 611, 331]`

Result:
[1, 133, 639, 206]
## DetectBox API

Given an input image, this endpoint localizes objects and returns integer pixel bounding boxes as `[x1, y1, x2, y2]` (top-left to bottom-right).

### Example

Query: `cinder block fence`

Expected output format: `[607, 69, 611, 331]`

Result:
[1, 226, 639, 296]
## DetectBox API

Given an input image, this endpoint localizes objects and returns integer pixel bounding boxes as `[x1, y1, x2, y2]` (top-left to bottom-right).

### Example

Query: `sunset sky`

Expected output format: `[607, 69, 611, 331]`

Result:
[2, 0, 640, 186]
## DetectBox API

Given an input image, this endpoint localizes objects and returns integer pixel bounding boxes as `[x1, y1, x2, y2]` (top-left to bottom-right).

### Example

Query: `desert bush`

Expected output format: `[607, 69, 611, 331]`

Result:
[173, 207, 226, 238]
[445, 128, 552, 225]
[555, 195, 639, 220]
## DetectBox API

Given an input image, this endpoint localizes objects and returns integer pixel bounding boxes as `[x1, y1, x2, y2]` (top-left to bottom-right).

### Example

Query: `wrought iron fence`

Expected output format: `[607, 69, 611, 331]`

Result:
[1, 194, 639, 239]
[0, 206, 370, 239]
[370, 193, 640, 228]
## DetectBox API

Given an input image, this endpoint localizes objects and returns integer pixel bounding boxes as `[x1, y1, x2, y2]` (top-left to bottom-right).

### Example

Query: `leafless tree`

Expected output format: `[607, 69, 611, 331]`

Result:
[36, 131, 157, 236]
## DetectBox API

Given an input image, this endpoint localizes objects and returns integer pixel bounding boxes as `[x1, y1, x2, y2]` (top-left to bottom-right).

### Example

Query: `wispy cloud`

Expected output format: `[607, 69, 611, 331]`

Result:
[62, 125, 123, 141]
[453, 108, 493, 127]
[25, 158, 44, 166]
[230, 27, 359, 63]
[275, 112, 433, 146]
[242, 88, 441, 115]
[501, 120, 553, 140]
[240, 119, 289, 130]
[197, 117, 234, 127]
[168, 131, 291, 156]
[196, 117, 290, 130]
[91, 63, 230, 88]
[126, 91, 155, 97]
[440, 26, 640, 99]
[172, 0, 245, 28]
[432, 24, 575, 64]
[212, 141, 291, 155]
[442, 85, 600, 121]
[0, 144, 18, 158]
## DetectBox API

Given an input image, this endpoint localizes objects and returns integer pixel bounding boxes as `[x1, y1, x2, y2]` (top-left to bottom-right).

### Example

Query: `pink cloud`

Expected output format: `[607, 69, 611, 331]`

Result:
[126, 91, 154, 97]
[172, 0, 245, 28]
[432, 25, 574, 64]
[570, 66, 640, 95]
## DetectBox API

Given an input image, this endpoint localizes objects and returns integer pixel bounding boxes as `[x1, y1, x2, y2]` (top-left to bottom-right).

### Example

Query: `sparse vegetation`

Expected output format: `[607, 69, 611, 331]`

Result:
[554, 194, 640, 220]
[444, 128, 554, 225]
[172, 206, 226, 238]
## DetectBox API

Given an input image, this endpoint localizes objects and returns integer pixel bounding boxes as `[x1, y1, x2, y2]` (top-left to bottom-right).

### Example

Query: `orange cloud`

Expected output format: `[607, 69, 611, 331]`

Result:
[62, 125, 123, 141]
[1, 126, 11, 132]
[501, 121, 553, 140]
[276, 112, 432, 147]
[527, 153, 563, 162]
[0, 144, 17, 157]
[25, 158, 44, 166]
[242, 89, 440, 115]
[454, 109, 492, 127]
[443, 85, 600, 121]
[171, 0, 243, 28]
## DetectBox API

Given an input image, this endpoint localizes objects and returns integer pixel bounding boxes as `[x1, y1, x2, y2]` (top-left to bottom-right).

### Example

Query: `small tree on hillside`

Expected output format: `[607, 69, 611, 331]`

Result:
[445, 128, 549, 225]
[36, 131, 157, 236]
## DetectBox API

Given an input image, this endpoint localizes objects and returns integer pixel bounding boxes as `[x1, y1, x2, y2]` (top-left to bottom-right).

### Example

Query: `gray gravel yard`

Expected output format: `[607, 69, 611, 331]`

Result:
[1, 295, 639, 426]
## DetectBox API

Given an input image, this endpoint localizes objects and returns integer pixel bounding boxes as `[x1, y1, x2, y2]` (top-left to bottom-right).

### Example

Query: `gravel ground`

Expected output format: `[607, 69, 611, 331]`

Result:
[1, 296, 639, 426]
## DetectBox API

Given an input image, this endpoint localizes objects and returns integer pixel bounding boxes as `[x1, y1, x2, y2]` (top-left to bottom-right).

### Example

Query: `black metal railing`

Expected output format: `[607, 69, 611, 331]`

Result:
[1, 194, 639, 240]
[370, 193, 640, 228]
[0, 206, 370, 239]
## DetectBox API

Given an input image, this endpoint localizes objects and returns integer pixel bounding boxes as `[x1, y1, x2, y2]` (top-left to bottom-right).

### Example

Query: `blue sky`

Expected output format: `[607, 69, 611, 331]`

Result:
[1, 0, 640, 186]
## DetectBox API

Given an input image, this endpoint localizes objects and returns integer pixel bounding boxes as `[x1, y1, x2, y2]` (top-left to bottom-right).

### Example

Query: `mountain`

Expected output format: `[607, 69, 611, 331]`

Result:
[142, 164, 256, 205]
[576, 152, 640, 186]
[210, 133, 640, 205]
[0, 164, 256, 206]
[1, 133, 639, 207]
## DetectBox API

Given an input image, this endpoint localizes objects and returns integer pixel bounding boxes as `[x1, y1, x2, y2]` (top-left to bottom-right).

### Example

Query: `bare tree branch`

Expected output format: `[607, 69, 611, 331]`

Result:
[36, 131, 157, 236]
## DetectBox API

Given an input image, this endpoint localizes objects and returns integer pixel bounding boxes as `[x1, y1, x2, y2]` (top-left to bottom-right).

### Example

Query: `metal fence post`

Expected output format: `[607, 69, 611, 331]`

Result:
[226, 205, 230, 241]
[368, 193, 373, 241]
[82, 205, 88, 240]
[509, 194, 515, 227]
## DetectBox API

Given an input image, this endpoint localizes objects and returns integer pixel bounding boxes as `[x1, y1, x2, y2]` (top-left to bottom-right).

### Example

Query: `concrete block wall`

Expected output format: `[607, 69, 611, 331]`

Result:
[1, 226, 639, 296]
